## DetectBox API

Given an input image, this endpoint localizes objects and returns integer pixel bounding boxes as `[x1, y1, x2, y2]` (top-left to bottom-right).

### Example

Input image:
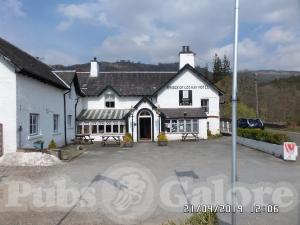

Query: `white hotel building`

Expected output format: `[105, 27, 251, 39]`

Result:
[0, 38, 223, 155]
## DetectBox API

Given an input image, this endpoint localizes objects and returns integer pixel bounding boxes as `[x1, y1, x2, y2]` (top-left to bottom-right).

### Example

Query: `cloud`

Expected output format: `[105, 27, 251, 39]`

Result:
[41, 50, 81, 66]
[0, 0, 26, 17]
[54, 0, 300, 70]
[263, 27, 296, 44]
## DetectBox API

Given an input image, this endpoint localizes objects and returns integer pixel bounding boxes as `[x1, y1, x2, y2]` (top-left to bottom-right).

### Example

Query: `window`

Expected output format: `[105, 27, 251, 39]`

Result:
[179, 90, 192, 106]
[178, 120, 184, 132]
[201, 99, 209, 113]
[192, 120, 199, 132]
[171, 120, 178, 133]
[165, 120, 170, 133]
[91, 125, 97, 134]
[120, 125, 125, 133]
[83, 125, 90, 134]
[67, 115, 72, 128]
[106, 123, 112, 133]
[105, 94, 115, 108]
[29, 114, 39, 135]
[53, 114, 59, 133]
[186, 120, 191, 132]
[113, 125, 119, 133]
[98, 125, 104, 133]
[77, 125, 82, 134]
[164, 119, 199, 133]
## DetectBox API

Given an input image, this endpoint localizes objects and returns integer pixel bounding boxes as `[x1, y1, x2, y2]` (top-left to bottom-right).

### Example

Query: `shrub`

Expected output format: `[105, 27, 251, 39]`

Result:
[123, 133, 133, 143]
[48, 139, 57, 149]
[207, 130, 212, 137]
[238, 128, 290, 145]
[162, 212, 218, 225]
[158, 132, 168, 142]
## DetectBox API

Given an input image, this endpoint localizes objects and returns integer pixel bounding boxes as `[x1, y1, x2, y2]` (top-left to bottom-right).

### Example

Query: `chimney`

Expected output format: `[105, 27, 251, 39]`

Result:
[179, 46, 195, 69]
[90, 57, 99, 77]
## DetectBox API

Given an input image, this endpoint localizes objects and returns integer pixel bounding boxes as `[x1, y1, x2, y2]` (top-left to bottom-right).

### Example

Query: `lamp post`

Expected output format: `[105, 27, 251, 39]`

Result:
[232, 0, 240, 224]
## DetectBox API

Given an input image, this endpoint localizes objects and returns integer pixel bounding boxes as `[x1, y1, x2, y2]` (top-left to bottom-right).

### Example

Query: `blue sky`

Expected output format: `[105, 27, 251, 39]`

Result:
[0, 0, 300, 70]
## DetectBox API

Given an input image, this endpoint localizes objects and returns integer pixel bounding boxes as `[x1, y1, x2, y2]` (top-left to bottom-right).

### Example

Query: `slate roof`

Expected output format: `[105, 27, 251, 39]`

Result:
[160, 108, 207, 119]
[75, 64, 224, 97]
[0, 37, 68, 89]
[54, 71, 76, 86]
[77, 109, 130, 121]
[76, 72, 177, 96]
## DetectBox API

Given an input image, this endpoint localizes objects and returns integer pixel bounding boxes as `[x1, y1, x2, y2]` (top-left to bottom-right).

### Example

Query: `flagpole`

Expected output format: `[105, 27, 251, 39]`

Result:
[232, 0, 239, 224]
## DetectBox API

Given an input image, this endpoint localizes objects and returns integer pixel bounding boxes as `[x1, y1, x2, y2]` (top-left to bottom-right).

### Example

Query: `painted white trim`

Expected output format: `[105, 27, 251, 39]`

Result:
[52, 71, 70, 89]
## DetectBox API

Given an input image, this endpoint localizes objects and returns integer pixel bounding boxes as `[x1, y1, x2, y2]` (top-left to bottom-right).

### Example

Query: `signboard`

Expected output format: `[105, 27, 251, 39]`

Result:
[0, 124, 3, 156]
[167, 85, 209, 90]
[283, 142, 298, 161]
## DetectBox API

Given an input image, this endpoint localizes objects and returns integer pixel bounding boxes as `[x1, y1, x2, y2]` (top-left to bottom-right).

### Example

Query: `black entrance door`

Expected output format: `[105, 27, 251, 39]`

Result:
[139, 117, 151, 140]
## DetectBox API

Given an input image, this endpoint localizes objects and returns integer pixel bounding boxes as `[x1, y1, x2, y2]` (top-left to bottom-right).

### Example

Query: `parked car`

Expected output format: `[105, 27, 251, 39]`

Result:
[237, 118, 264, 129]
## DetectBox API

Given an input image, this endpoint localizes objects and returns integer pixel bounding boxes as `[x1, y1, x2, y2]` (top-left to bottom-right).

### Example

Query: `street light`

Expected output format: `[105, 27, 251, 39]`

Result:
[231, 0, 240, 224]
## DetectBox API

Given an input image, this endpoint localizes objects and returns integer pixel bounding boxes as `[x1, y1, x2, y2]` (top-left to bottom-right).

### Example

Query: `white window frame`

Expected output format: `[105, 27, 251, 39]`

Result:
[53, 114, 59, 133]
[77, 121, 126, 135]
[29, 113, 39, 135]
[164, 119, 199, 133]
[105, 94, 115, 108]
[201, 99, 209, 113]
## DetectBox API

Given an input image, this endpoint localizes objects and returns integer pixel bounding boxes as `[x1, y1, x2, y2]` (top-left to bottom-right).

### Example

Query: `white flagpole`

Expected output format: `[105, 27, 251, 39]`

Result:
[232, 0, 239, 224]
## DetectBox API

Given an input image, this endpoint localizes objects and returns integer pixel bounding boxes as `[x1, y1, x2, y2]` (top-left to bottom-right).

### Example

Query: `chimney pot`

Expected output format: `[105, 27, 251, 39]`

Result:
[179, 46, 195, 69]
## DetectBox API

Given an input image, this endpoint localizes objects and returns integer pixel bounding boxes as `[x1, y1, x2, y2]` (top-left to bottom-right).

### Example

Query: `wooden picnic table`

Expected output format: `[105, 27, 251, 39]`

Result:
[181, 132, 199, 141]
[101, 134, 122, 146]
[75, 134, 94, 144]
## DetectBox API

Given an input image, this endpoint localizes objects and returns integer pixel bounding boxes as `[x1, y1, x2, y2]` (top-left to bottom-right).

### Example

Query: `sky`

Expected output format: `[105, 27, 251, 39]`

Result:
[0, 0, 299, 70]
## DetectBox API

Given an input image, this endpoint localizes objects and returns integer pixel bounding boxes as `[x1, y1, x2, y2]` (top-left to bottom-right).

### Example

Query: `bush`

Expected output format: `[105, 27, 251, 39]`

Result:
[163, 212, 218, 225]
[158, 132, 168, 142]
[48, 139, 57, 149]
[123, 133, 133, 143]
[207, 130, 212, 137]
[238, 128, 290, 145]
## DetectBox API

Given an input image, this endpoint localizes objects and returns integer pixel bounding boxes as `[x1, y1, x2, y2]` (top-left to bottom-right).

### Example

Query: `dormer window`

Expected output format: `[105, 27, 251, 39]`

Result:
[105, 94, 115, 108]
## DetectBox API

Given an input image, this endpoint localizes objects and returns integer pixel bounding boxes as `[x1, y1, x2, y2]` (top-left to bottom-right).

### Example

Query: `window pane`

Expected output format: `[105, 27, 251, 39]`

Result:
[120, 125, 125, 133]
[179, 120, 184, 132]
[165, 120, 170, 133]
[113, 125, 118, 133]
[98, 125, 104, 133]
[84, 125, 90, 134]
[192, 120, 199, 132]
[77, 125, 82, 134]
[91, 125, 97, 134]
[186, 120, 191, 132]
[106, 124, 112, 133]
[171, 120, 178, 133]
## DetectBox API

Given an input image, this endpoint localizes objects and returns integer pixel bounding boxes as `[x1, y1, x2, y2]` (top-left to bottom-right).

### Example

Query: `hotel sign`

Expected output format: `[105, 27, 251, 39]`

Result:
[167, 85, 209, 90]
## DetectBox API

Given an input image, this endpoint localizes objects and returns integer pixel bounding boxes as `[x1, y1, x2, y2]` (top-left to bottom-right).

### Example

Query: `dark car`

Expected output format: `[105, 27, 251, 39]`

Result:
[237, 118, 264, 129]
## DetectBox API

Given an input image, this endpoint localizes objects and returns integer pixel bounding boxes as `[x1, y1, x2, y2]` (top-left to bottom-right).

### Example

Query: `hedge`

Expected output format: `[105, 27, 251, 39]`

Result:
[162, 212, 218, 225]
[237, 128, 290, 145]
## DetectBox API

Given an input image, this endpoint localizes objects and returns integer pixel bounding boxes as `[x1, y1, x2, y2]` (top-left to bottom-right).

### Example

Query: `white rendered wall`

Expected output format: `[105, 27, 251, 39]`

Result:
[16, 75, 66, 149]
[157, 69, 220, 134]
[82, 89, 140, 110]
[0, 58, 17, 154]
[65, 83, 77, 144]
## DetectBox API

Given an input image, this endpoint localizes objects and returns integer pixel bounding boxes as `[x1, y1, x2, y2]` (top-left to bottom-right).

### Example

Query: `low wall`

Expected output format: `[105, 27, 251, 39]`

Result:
[237, 137, 283, 158]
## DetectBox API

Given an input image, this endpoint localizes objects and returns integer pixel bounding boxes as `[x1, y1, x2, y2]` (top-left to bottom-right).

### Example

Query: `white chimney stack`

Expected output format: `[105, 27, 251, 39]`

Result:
[90, 57, 99, 77]
[179, 46, 195, 69]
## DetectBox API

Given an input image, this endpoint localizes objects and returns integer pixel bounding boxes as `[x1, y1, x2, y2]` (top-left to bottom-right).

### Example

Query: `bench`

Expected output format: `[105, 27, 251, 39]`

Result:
[181, 132, 199, 141]
[75, 134, 94, 144]
[101, 135, 122, 146]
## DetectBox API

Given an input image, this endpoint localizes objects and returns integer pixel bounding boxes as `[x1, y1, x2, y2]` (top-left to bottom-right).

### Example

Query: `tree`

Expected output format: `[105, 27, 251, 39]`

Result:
[212, 54, 222, 83]
[222, 54, 231, 76]
[212, 53, 232, 83]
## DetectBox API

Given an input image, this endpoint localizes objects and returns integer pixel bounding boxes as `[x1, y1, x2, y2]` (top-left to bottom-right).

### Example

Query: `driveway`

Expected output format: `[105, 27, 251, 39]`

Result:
[0, 137, 299, 225]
